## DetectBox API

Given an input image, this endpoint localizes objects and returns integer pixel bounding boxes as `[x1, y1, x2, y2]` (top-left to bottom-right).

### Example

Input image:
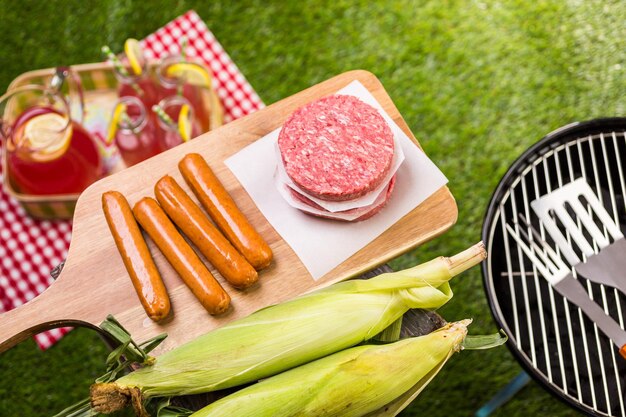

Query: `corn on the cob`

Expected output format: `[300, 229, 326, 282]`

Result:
[191, 320, 470, 417]
[90, 243, 486, 414]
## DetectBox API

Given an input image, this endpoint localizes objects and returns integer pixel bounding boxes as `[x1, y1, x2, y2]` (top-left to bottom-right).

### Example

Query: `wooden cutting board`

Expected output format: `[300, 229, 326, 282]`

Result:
[0, 70, 458, 355]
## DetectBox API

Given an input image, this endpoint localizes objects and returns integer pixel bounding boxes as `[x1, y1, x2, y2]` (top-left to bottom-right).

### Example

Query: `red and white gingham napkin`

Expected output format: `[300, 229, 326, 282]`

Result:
[0, 10, 264, 349]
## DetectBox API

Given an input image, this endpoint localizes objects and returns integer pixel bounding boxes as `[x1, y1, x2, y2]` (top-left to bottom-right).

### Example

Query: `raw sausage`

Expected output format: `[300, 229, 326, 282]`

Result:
[133, 197, 231, 314]
[178, 153, 273, 270]
[155, 175, 258, 289]
[102, 191, 171, 322]
[132, 197, 230, 315]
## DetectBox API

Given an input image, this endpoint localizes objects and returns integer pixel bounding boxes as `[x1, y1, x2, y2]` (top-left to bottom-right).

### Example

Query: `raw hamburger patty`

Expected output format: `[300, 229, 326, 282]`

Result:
[278, 95, 395, 201]
[290, 175, 397, 222]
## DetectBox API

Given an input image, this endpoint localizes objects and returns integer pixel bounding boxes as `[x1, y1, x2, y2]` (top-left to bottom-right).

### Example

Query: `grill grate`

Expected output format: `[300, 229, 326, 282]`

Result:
[483, 119, 626, 417]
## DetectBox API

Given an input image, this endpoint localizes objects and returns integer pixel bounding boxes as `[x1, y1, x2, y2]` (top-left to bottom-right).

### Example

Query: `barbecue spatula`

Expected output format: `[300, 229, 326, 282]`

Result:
[531, 178, 626, 295]
[505, 224, 626, 359]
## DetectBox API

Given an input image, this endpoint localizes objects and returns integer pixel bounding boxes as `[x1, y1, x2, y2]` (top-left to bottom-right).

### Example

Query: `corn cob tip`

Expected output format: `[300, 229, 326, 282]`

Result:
[90, 383, 147, 416]
[450, 318, 472, 352]
[448, 242, 486, 276]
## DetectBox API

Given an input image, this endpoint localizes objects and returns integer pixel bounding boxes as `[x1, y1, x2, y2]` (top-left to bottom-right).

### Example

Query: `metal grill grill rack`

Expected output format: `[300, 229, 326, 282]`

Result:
[482, 118, 626, 417]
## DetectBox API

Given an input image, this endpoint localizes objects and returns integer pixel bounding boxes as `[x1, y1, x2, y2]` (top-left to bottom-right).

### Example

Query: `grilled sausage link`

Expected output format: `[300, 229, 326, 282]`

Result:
[155, 175, 258, 289]
[102, 191, 171, 321]
[178, 153, 273, 270]
[132, 197, 230, 315]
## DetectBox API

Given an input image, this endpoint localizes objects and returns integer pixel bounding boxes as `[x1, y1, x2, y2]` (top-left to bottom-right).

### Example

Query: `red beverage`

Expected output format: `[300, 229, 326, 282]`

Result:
[113, 96, 163, 166]
[7, 106, 103, 195]
[157, 56, 212, 133]
[118, 76, 160, 109]
[156, 96, 201, 150]
[111, 46, 160, 109]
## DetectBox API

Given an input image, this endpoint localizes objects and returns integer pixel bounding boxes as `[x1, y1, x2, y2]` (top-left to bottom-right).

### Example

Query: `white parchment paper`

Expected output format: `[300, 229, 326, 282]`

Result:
[225, 80, 448, 280]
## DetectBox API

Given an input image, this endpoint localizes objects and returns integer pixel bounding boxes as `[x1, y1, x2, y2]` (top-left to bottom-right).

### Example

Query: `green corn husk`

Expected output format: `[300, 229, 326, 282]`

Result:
[90, 243, 486, 414]
[191, 320, 471, 417]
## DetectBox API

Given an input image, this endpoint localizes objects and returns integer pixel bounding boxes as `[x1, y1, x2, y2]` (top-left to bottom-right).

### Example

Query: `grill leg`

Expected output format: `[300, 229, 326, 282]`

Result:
[475, 371, 531, 417]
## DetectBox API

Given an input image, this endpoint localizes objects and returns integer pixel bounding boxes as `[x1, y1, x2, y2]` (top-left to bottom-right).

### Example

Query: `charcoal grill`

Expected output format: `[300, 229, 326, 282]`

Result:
[482, 118, 626, 416]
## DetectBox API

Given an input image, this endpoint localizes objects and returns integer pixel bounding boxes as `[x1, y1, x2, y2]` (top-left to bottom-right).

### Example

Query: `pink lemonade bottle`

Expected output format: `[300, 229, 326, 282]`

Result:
[103, 43, 160, 109]
[156, 55, 213, 133]
[0, 85, 104, 196]
[112, 96, 162, 167]
[154, 96, 201, 150]
[115, 66, 159, 109]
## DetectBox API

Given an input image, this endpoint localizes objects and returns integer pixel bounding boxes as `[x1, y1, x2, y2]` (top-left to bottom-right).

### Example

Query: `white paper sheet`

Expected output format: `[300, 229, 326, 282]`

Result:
[225, 80, 448, 280]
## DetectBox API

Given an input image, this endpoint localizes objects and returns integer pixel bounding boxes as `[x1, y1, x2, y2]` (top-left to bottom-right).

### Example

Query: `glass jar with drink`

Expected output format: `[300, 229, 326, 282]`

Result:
[156, 55, 214, 133]
[103, 40, 160, 109]
[153, 96, 200, 150]
[108, 96, 163, 167]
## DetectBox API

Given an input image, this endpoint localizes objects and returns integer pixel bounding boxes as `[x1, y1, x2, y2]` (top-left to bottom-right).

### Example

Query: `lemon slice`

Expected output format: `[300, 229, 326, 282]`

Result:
[107, 102, 127, 144]
[22, 113, 72, 162]
[178, 104, 192, 142]
[166, 63, 212, 88]
[124, 38, 144, 76]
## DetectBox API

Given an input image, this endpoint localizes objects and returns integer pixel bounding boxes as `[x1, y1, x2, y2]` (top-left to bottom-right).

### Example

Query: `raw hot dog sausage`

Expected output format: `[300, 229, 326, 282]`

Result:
[155, 175, 258, 289]
[178, 153, 273, 270]
[132, 197, 230, 315]
[102, 191, 171, 322]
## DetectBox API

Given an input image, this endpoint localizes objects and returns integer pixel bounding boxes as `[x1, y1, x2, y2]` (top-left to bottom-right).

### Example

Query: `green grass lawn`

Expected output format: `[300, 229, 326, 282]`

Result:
[1, 0, 624, 415]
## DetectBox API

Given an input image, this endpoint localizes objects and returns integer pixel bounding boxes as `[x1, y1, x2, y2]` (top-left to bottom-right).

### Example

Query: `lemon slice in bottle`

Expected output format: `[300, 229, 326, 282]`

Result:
[178, 103, 192, 142]
[22, 112, 72, 162]
[107, 102, 127, 144]
[124, 38, 144, 76]
[166, 63, 212, 88]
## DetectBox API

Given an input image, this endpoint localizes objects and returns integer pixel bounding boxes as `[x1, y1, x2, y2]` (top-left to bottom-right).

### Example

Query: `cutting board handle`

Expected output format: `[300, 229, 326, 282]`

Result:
[0, 275, 95, 354]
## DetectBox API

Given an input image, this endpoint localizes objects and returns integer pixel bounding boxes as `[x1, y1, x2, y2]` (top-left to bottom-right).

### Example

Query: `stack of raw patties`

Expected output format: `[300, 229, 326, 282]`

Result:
[275, 95, 404, 222]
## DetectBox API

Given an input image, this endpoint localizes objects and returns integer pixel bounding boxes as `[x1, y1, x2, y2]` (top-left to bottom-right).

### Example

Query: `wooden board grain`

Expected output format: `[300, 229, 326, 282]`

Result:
[0, 70, 457, 355]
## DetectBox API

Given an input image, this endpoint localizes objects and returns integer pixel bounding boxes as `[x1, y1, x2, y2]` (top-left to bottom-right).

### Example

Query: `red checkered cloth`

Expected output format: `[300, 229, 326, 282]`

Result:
[0, 10, 264, 349]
